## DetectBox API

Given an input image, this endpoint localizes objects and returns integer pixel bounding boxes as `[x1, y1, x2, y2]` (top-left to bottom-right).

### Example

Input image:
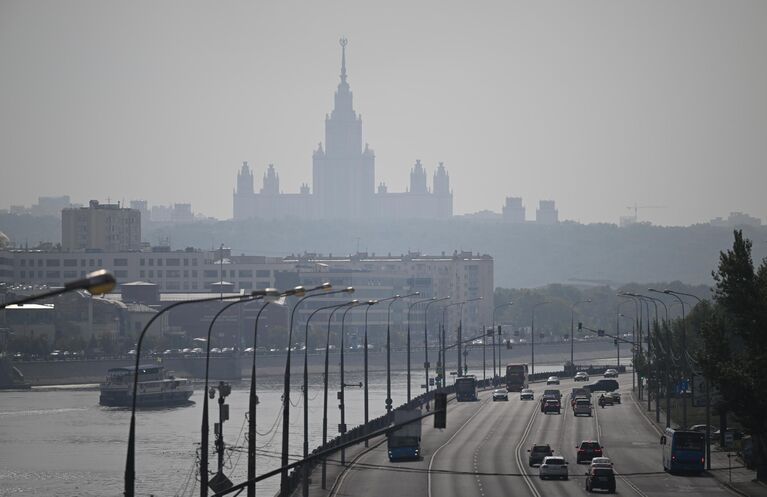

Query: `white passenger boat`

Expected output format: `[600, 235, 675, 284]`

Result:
[99, 364, 193, 407]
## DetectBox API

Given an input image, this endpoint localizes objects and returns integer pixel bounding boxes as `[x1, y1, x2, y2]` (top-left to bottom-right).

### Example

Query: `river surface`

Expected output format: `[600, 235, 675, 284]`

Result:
[0, 363, 574, 497]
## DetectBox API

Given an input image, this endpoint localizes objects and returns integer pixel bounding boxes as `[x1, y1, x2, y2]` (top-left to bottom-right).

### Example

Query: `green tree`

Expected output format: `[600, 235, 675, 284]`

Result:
[701, 230, 767, 481]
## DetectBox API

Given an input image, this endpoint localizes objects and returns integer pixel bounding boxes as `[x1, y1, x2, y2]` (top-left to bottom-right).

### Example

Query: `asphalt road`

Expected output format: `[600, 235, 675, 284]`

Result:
[329, 376, 736, 497]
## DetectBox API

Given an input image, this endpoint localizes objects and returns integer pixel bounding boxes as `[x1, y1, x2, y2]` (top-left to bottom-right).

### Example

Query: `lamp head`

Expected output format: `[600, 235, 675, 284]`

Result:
[343, 287, 355, 294]
[663, 289, 672, 294]
[255, 288, 282, 302]
[368, 300, 378, 305]
[289, 286, 306, 297]
[65, 269, 116, 295]
[350, 299, 359, 305]
[320, 282, 332, 290]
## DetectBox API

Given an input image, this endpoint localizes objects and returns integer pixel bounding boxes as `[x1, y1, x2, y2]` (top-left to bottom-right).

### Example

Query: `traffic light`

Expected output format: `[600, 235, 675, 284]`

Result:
[578, 322, 583, 330]
[597, 329, 605, 337]
[434, 392, 447, 429]
[506, 340, 512, 349]
[614, 338, 618, 346]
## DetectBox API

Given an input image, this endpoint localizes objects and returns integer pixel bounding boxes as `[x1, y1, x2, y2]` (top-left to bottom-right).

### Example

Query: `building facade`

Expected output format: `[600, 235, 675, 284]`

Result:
[0, 248, 492, 334]
[61, 200, 141, 252]
[233, 40, 453, 221]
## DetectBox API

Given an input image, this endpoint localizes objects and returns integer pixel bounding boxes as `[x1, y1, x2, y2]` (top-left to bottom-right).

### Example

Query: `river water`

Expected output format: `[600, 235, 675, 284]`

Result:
[0, 364, 571, 497]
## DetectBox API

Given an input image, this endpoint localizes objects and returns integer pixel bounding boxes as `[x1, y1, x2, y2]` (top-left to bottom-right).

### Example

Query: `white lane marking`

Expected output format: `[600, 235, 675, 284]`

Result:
[594, 390, 649, 497]
[328, 436, 387, 497]
[514, 402, 543, 497]
[427, 396, 490, 497]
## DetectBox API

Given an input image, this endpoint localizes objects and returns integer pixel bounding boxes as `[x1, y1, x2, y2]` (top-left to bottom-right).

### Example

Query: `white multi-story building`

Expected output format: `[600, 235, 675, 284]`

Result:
[0, 248, 493, 334]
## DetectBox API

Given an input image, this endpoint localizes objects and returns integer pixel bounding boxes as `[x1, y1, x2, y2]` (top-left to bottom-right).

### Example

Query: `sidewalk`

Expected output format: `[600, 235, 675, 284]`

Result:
[630, 391, 767, 497]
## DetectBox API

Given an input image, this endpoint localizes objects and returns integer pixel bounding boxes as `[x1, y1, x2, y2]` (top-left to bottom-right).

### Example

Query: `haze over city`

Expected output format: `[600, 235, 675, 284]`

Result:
[2, 1, 766, 226]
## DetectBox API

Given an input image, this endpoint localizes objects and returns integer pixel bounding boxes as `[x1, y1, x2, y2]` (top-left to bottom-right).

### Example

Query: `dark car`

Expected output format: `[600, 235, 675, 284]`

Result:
[576, 440, 604, 463]
[585, 380, 619, 393]
[528, 444, 554, 466]
[585, 466, 616, 493]
[543, 399, 561, 414]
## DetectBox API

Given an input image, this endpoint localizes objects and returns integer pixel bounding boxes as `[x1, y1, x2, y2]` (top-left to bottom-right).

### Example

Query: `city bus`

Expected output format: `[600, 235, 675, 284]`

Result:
[455, 375, 478, 401]
[661, 427, 706, 474]
[506, 363, 529, 392]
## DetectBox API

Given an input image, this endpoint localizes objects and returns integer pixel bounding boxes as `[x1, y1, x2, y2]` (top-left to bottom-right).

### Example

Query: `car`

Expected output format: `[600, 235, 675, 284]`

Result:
[543, 388, 562, 400]
[607, 392, 621, 404]
[603, 369, 619, 378]
[689, 424, 717, 434]
[520, 389, 534, 400]
[527, 444, 553, 466]
[543, 399, 561, 414]
[492, 389, 508, 401]
[585, 380, 619, 393]
[546, 376, 560, 385]
[539, 456, 568, 480]
[573, 398, 593, 417]
[576, 441, 604, 464]
[585, 466, 616, 493]
[590, 457, 613, 469]
[574, 372, 589, 382]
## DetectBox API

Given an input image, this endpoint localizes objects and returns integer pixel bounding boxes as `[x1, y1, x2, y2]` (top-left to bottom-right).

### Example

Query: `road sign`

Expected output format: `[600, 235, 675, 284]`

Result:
[692, 373, 721, 407]
[676, 380, 689, 395]
[724, 431, 734, 449]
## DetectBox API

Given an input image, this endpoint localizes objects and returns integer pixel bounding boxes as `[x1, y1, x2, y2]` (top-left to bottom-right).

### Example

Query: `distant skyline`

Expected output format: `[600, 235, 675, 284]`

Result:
[1, 1, 766, 226]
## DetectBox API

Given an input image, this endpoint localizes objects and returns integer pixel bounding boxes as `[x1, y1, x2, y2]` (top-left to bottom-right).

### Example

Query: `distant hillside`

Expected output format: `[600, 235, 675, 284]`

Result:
[3, 214, 764, 288]
[145, 219, 766, 288]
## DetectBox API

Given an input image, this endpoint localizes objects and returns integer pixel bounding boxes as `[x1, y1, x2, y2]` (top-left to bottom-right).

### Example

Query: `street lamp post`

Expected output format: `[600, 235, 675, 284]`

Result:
[664, 290, 687, 429]
[457, 297, 483, 376]
[0, 269, 116, 309]
[619, 293, 642, 392]
[440, 301, 462, 387]
[531, 301, 552, 376]
[320, 299, 357, 489]
[201, 295, 264, 496]
[407, 297, 434, 402]
[247, 289, 290, 497]
[279, 283, 332, 497]
[649, 288, 672, 428]
[385, 295, 402, 414]
[570, 299, 592, 371]
[339, 300, 373, 464]
[302, 294, 355, 497]
[425, 297, 450, 390]
[125, 290, 266, 497]
[493, 302, 513, 383]
[666, 290, 706, 462]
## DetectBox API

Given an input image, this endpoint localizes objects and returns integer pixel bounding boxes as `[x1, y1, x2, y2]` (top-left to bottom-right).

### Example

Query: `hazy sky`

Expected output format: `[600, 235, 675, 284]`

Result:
[1, 1, 766, 226]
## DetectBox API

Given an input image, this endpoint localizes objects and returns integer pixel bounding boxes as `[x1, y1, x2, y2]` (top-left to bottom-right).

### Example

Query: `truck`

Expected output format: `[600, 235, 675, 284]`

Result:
[387, 408, 422, 461]
[455, 375, 478, 401]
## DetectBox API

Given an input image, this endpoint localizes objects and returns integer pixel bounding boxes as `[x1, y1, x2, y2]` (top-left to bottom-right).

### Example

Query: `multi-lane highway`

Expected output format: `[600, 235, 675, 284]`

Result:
[329, 376, 736, 497]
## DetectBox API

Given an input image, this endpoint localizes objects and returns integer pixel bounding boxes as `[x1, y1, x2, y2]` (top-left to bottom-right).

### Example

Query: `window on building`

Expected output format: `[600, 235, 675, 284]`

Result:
[166, 258, 180, 266]
[149, 259, 154, 266]
[256, 270, 270, 278]
[114, 258, 128, 267]
[166, 270, 181, 278]
[63, 271, 77, 278]
[64, 259, 77, 267]
[149, 270, 154, 277]
[140, 258, 145, 266]
[46, 271, 60, 278]
[183, 258, 189, 266]
[238, 270, 253, 278]
[157, 259, 163, 266]
[191, 270, 198, 277]
[89, 259, 95, 267]
[204, 270, 218, 278]
[140, 270, 145, 278]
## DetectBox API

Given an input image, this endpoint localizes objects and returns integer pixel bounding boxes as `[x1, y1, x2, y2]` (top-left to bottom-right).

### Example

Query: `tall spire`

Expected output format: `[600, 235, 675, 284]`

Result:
[339, 37, 348, 84]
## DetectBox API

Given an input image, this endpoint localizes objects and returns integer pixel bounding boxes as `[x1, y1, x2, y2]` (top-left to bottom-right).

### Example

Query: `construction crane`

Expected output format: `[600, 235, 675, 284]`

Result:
[625, 203, 668, 223]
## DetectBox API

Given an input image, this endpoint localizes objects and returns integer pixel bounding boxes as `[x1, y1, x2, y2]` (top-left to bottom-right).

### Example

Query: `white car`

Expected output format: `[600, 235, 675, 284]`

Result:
[539, 456, 568, 480]
[604, 369, 619, 378]
[590, 457, 613, 469]
[492, 389, 509, 401]
[546, 376, 560, 385]
[574, 371, 589, 382]
[520, 389, 534, 400]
